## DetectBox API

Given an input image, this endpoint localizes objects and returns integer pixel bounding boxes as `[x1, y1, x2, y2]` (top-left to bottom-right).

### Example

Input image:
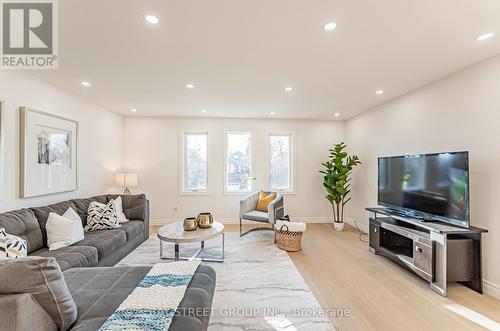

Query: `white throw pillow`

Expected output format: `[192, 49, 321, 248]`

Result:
[0, 228, 27, 259]
[113, 196, 129, 223]
[46, 208, 85, 251]
[85, 200, 121, 232]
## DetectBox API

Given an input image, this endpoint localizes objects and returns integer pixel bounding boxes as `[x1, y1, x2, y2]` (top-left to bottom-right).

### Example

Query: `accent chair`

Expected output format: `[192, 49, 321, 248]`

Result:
[239, 192, 284, 239]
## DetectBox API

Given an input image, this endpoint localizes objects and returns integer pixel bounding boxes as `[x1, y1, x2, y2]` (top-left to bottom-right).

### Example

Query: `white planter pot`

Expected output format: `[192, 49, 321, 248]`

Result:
[334, 222, 345, 231]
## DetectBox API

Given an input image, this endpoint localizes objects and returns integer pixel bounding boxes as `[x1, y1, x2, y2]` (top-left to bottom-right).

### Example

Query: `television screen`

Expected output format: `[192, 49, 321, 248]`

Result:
[378, 152, 470, 228]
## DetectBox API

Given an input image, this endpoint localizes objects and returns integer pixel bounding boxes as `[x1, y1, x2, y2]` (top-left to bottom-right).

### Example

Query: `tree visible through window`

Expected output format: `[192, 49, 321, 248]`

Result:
[183, 132, 208, 192]
[226, 133, 252, 192]
[269, 134, 292, 191]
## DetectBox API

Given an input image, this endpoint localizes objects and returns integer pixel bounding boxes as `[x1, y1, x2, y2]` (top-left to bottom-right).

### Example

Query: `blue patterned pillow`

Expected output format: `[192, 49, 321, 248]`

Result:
[84, 200, 121, 232]
[0, 228, 28, 259]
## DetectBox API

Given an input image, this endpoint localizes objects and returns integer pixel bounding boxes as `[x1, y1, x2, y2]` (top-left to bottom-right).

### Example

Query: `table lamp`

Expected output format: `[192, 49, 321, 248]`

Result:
[115, 173, 138, 195]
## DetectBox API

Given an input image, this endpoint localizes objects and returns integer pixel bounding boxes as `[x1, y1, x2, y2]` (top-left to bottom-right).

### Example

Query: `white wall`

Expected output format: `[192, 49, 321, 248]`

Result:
[346, 54, 500, 299]
[123, 117, 344, 223]
[0, 72, 123, 212]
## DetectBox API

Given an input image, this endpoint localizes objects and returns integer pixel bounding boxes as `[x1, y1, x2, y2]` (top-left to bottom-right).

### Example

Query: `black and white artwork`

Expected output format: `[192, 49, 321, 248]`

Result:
[21, 107, 78, 198]
[37, 131, 71, 166]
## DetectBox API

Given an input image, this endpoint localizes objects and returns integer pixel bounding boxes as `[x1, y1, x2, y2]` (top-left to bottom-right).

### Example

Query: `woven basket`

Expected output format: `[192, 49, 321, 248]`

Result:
[275, 224, 303, 252]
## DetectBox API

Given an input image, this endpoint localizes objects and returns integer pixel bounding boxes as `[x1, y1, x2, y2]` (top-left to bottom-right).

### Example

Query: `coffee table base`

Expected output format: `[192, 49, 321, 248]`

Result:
[160, 233, 224, 263]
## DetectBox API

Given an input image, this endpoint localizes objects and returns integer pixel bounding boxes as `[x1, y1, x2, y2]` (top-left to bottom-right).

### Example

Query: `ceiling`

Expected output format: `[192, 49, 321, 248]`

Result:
[32, 0, 500, 120]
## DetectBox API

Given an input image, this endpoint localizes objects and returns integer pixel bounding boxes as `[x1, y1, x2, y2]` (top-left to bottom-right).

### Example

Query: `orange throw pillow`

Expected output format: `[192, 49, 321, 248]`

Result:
[256, 192, 277, 212]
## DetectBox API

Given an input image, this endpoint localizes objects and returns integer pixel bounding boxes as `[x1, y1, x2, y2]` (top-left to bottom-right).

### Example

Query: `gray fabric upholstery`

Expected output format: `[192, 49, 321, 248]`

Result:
[119, 220, 144, 240]
[94, 234, 144, 267]
[70, 196, 108, 227]
[0, 293, 58, 331]
[32, 246, 98, 271]
[63, 265, 216, 331]
[71, 194, 149, 240]
[239, 192, 260, 219]
[73, 229, 126, 260]
[0, 257, 77, 331]
[31, 201, 79, 246]
[0, 209, 43, 253]
[242, 210, 271, 222]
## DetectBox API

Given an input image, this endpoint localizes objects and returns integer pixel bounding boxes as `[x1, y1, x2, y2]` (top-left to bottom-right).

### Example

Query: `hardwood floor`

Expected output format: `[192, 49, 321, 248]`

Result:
[150, 223, 500, 331]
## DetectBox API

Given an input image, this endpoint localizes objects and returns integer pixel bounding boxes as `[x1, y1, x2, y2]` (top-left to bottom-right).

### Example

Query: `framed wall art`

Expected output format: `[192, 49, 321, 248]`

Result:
[20, 107, 78, 198]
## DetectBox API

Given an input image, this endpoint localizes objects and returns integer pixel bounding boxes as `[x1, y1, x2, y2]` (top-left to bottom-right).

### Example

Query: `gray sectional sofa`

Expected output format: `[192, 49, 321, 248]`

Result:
[0, 194, 216, 331]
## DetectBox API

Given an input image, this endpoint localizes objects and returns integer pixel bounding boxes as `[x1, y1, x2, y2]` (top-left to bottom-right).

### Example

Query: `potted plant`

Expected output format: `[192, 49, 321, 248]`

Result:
[320, 143, 361, 231]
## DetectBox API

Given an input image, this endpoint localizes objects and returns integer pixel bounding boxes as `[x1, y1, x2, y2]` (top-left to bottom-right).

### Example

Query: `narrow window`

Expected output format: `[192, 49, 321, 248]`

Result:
[226, 132, 252, 192]
[269, 133, 293, 192]
[183, 132, 208, 193]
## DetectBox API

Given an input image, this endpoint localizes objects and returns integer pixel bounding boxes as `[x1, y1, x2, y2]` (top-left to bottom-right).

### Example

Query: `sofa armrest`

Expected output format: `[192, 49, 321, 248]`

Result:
[239, 192, 260, 219]
[113, 194, 150, 239]
[0, 294, 58, 331]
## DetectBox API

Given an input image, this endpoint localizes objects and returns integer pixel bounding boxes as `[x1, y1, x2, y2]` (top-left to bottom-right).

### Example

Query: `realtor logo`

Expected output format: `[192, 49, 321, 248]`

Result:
[1, 0, 58, 69]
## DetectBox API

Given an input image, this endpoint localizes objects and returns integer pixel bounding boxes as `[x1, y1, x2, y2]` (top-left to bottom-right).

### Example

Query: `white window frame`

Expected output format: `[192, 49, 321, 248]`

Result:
[224, 131, 253, 194]
[180, 130, 210, 195]
[267, 132, 295, 194]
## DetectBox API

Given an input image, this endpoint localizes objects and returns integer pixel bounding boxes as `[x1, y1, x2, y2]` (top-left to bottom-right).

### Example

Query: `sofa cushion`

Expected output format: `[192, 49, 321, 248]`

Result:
[0, 256, 77, 331]
[84, 201, 121, 232]
[31, 201, 78, 246]
[73, 229, 126, 260]
[64, 266, 152, 331]
[171, 265, 216, 331]
[105, 194, 148, 222]
[32, 246, 98, 271]
[70, 196, 108, 226]
[0, 228, 28, 259]
[64, 265, 216, 331]
[0, 209, 43, 253]
[242, 210, 270, 223]
[119, 220, 144, 240]
[46, 208, 85, 251]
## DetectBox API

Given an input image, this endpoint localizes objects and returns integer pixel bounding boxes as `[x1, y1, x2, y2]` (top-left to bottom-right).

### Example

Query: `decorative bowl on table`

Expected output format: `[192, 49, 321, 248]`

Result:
[197, 212, 213, 228]
[183, 217, 198, 231]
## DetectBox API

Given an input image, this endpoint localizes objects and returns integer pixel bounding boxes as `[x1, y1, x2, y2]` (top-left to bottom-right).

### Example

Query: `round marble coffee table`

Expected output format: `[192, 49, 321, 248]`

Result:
[157, 221, 225, 262]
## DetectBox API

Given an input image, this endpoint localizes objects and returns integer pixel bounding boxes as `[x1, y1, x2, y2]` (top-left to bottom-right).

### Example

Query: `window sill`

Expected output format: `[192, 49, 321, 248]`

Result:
[179, 191, 212, 196]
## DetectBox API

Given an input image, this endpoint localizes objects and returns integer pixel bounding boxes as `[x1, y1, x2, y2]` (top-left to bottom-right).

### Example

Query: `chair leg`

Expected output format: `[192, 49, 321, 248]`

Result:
[239, 218, 243, 237]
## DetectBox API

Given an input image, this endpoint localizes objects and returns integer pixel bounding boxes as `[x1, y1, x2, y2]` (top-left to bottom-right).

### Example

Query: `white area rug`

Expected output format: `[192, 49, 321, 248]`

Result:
[118, 231, 335, 331]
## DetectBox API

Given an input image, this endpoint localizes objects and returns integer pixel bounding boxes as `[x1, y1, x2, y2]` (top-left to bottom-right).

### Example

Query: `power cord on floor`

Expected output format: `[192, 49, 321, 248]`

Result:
[353, 220, 369, 243]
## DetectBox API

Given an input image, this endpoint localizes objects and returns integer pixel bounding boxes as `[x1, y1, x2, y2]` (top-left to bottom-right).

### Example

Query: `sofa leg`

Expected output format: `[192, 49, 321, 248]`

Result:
[239, 218, 243, 237]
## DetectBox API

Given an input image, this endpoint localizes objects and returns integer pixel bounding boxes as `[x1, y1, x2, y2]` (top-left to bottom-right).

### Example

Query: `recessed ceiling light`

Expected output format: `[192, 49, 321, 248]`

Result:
[80, 81, 91, 87]
[376, 90, 384, 95]
[334, 113, 340, 117]
[144, 14, 159, 24]
[201, 109, 207, 113]
[130, 108, 137, 112]
[323, 22, 337, 31]
[270, 112, 276, 116]
[186, 83, 195, 89]
[476, 32, 494, 41]
[284, 86, 293, 92]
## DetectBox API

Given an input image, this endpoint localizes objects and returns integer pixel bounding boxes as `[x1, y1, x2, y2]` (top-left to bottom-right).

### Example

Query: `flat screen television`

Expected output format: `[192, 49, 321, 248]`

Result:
[378, 151, 470, 228]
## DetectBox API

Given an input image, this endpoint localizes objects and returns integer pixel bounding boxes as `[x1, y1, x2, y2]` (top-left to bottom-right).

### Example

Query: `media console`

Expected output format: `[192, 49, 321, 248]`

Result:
[366, 207, 487, 296]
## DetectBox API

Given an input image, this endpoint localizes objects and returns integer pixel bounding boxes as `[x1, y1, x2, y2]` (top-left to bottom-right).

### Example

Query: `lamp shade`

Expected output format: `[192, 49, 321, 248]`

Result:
[115, 173, 138, 187]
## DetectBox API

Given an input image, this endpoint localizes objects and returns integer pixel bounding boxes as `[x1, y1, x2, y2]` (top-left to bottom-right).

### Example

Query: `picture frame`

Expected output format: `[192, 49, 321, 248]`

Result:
[20, 107, 78, 198]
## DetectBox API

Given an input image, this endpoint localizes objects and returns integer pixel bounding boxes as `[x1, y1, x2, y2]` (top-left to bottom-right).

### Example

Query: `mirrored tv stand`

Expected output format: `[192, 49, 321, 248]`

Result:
[366, 207, 488, 296]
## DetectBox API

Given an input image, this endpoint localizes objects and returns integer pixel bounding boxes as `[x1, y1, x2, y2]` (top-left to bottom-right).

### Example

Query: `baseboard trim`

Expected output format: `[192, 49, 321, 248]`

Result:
[484, 280, 500, 300]
[151, 216, 333, 226]
[345, 218, 369, 233]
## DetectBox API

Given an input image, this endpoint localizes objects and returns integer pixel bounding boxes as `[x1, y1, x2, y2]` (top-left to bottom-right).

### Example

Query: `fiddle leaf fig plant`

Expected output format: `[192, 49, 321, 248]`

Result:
[319, 142, 361, 226]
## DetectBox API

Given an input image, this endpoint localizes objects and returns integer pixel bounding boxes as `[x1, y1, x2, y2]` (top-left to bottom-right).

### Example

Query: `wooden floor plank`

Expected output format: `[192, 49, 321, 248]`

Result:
[150, 223, 500, 331]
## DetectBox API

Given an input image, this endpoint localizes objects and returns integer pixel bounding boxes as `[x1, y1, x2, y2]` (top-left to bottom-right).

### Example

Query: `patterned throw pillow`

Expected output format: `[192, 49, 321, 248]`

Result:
[0, 228, 28, 259]
[84, 200, 121, 232]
